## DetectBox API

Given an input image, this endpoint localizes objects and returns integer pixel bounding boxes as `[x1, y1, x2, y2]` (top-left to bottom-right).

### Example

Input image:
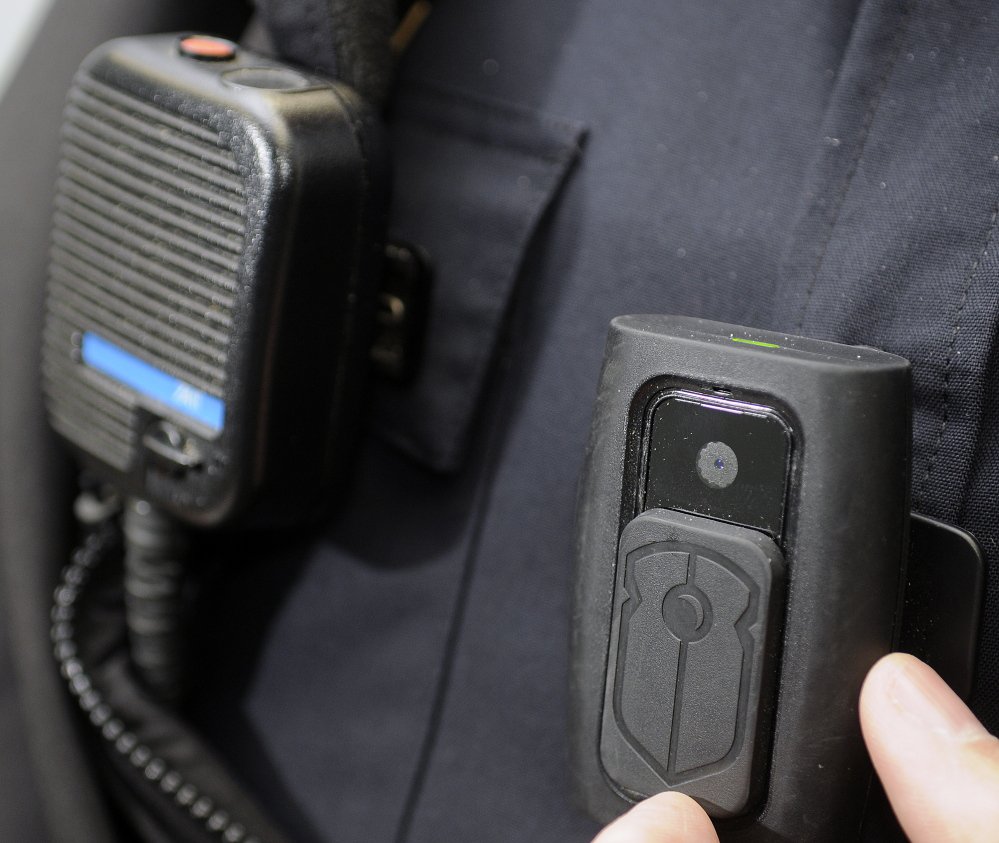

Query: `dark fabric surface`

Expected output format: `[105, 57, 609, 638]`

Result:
[5, 0, 999, 841]
[194, 0, 881, 841]
[769, 0, 999, 728]
[0, 617, 45, 841]
[390, 3, 865, 839]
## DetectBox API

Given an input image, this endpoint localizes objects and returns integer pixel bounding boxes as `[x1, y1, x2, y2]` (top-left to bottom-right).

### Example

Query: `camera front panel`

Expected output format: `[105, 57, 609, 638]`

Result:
[642, 390, 791, 539]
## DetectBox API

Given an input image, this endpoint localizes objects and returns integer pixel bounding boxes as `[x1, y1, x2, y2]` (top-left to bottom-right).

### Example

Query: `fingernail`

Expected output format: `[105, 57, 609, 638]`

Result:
[886, 656, 984, 740]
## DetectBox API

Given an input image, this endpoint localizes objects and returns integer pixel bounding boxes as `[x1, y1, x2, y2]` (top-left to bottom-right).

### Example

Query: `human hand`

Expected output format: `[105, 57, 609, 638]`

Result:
[859, 652, 999, 841]
[590, 790, 718, 843]
[592, 652, 999, 842]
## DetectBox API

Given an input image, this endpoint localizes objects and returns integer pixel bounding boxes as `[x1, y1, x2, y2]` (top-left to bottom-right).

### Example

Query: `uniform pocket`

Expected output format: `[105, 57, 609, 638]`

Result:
[375, 82, 586, 472]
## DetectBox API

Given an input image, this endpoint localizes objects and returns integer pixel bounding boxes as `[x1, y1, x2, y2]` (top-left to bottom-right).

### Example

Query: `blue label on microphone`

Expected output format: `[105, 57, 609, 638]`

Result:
[81, 332, 225, 432]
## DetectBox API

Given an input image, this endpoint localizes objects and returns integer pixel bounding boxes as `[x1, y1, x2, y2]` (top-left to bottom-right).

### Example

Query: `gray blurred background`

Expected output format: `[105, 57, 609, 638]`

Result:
[0, 0, 54, 97]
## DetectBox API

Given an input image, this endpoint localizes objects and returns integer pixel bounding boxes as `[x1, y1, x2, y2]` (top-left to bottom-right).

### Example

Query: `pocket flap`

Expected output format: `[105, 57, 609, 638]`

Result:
[375, 83, 586, 472]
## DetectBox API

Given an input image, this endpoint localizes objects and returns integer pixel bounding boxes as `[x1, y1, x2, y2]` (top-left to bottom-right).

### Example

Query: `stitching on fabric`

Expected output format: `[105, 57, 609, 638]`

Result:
[398, 117, 577, 164]
[399, 112, 580, 162]
[414, 80, 584, 134]
[795, 0, 910, 332]
[917, 204, 999, 511]
[397, 79, 587, 139]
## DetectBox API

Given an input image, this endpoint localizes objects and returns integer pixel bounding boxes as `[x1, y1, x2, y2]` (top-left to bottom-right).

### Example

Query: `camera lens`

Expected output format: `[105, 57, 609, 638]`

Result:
[697, 441, 738, 489]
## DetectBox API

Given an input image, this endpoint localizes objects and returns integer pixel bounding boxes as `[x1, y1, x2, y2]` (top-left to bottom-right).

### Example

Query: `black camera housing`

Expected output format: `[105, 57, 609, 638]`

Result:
[41, 34, 388, 526]
[571, 315, 911, 840]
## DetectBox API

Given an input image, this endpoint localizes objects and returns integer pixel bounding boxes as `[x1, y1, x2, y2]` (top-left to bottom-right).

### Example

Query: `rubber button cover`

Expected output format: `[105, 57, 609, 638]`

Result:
[599, 509, 784, 818]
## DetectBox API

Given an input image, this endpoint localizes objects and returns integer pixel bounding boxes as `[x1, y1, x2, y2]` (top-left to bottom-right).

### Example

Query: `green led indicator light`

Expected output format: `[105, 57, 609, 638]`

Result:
[730, 336, 781, 349]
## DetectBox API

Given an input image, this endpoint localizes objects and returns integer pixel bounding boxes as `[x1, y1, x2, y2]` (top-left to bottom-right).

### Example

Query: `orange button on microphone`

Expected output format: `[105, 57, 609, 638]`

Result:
[178, 36, 238, 61]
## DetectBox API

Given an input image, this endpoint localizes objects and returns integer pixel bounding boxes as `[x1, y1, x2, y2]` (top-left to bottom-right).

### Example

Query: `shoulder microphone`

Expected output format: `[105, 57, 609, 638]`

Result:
[40, 31, 392, 838]
[42, 33, 388, 527]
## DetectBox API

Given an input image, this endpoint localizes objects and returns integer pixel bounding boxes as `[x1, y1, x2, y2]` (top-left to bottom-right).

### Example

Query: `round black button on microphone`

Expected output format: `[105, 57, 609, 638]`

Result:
[222, 67, 312, 91]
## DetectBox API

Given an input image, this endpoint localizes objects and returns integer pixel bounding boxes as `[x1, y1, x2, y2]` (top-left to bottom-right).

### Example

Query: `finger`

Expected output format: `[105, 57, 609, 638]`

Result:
[591, 792, 720, 843]
[860, 652, 999, 843]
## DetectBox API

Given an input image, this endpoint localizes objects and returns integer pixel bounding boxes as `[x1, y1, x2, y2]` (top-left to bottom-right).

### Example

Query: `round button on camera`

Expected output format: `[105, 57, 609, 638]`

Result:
[178, 36, 238, 62]
[662, 583, 713, 643]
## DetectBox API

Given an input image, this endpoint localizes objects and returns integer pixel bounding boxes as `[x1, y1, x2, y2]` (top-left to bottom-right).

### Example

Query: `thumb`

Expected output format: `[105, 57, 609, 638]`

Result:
[860, 652, 999, 843]
[591, 792, 720, 843]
